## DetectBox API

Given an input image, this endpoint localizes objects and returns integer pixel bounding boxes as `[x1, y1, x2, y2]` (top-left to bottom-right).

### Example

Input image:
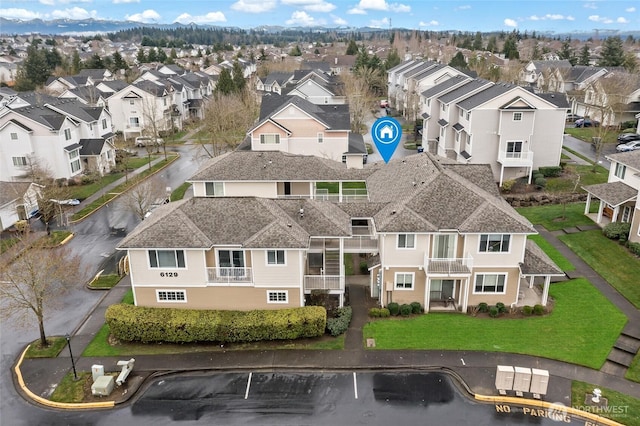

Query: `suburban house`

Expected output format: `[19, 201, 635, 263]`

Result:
[582, 150, 640, 243]
[518, 60, 572, 91]
[240, 93, 367, 168]
[117, 151, 563, 313]
[547, 65, 607, 94]
[79, 138, 117, 175]
[257, 69, 345, 105]
[0, 181, 42, 231]
[0, 94, 115, 181]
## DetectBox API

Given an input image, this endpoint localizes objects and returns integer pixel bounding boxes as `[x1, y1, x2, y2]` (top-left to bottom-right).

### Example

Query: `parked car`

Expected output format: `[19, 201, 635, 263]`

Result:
[575, 118, 600, 128]
[566, 113, 583, 122]
[616, 133, 640, 144]
[616, 140, 640, 152]
[135, 136, 164, 147]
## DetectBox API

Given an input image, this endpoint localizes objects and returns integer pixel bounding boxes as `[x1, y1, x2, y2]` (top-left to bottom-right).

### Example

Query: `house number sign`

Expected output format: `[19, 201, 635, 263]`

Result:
[160, 272, 178, 277]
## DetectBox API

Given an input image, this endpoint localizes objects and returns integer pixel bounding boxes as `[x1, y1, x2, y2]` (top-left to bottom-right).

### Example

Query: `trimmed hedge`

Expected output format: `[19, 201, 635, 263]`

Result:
[628, 242, 640, 256]
[387, 302, 400, 316]
[603, 222, 631, 241]
[105, 304, 327, 343]
[326, 306, 352, 337]
[369, 307, 391, 317]
[538, 166, 562, 177]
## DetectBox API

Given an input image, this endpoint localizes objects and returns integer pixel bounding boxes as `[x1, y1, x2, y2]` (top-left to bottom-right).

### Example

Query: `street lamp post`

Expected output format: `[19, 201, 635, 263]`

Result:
[65, 334, 78, 381]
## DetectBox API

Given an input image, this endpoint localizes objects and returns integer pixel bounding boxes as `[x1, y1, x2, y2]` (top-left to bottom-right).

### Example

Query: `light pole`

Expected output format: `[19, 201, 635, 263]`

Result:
[65, 334, 78, 381]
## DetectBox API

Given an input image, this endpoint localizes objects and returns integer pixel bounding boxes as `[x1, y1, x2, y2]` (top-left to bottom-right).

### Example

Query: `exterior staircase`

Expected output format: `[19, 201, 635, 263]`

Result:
[324, 249, 341, 275]
[601, 324, 640, 377]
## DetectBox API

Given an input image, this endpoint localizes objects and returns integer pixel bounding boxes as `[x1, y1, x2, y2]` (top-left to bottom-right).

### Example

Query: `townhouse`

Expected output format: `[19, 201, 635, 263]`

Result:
[583, 150, 640, 243]
[117, 151, 562, 313]
[0, 181, 42, 231]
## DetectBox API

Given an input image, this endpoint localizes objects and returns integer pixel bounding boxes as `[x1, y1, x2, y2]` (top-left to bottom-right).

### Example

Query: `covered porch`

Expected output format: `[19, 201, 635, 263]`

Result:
[516, 240, 566, 308]
[582, 181, 637, 227]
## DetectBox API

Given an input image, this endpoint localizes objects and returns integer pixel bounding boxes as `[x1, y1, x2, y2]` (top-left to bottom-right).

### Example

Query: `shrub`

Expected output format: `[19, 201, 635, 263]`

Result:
[368, 307, 390, 318]
[326, 306, 352, 337]
[359, 261, 369, 274]
[399, 304, 412, 317]
[489, 306, 499, 318]
[538, 166, 562, 177]
[534, 177, 547, 188]
[478, 302, 489, 313]
[533, 304, 545, 315]
[387, 302, 400, 316]
[410, 301, 423, 314]
[496, 302, 507, 313]
[501, 180, 516, 192]
[522, 305, 533, 316]
[603, 222, 631, 241]
[628, 242, 640, 256]
[105, 304, 327, 343]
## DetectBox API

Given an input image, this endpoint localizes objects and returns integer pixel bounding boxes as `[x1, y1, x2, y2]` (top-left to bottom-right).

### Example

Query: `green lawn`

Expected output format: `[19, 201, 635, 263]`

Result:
[88, 274, 122, 289]
[68, 157, 153, 200]
[564, 127, 617, 144]
[363, 279, 626, 369]
[50, 372, 92, 403]
[528, 234, 575, 271]
[545, 164, 608, 193]
[627, 352, 640, 383]
[572, 381, 640, 426]
[1, 237, 19, 254]
[559, 230, 640, 309]
[316, 181, 367, 193]
[170, 182, 192, 201]
[344, 253, 354, 275]
[24, 337, 67, 358]
[517, 202, 597, 231]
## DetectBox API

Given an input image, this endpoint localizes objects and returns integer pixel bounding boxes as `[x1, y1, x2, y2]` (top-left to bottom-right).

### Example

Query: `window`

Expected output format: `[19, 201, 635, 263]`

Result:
[459, 108, 463, 117]
[433, 234, 455, 258]
[267, 290, 288, 303]
[260, 134, 280, 144]
[156, 290, 186, 303]
[479, 234, 511, 253]
[129, 100, 135, 105]
[64, 128, 72, 140]
[102, 118, 108, 129]
[68, 150, 81, 173]
[397, 234, 415, 249]
[205, 182, 224, 197]
[466, 112, 470, 120]
[441, 103, 446, 111]
[622, 206, 632, 223]
[317, 132, 324, 143]
[12, 156, 28, 167]
[10, 132, 18, 140]
[218, 250, 244, 268]
[395, 272, 414, 290]
[267, 250, 285, 265]
[148, 250, 186, 268]
[513, 112, 523, 121]
[615, 163, 626, 179]
[474, 274, 506, 293]
[506, 141, 523, 158]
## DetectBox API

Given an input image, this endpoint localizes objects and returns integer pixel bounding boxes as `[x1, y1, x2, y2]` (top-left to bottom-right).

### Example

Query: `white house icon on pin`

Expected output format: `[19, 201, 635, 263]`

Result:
[379, 125, 394, 141]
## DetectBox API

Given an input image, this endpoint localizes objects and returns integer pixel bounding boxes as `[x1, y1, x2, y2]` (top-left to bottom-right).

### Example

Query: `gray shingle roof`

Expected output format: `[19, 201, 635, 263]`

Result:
[257, 94, 350, 130]
[438, 79, 492, 104]
[521, 240, 565, 275]
[606, 150, 640, 171]
[0, 181, 32, 206]
[457, 82, 514, 110]
[79, 139, 106, 156]
[582, 181, 637, 207]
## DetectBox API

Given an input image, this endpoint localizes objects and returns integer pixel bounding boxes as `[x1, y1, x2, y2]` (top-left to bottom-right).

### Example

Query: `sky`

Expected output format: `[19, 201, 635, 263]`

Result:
[0, 0, 638, 33]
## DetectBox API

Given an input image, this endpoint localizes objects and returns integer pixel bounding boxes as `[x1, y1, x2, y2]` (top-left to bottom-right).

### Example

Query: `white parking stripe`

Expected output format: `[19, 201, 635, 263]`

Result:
[244, 372, 252, 399]
[353, 372, 358, 399]
[461, 358, 466, 366]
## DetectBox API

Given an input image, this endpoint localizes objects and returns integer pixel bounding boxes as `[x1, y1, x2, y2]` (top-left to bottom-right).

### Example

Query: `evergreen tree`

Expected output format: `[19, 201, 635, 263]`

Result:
[289, 45, 302, 56]
[502, 35, 519, 59]
[486, 36, 498, 53]
[448, 51, 468, 69]
[232, 61, 245, 92]
[170, 48, 177, 59]
[14, 45, 50, 91]
[472, 32, 483, 51]
[71, 50, 82, 74]
[345, 39, 359, 55]
[578, 45, 590, 66]
[531, 42, 541, 60]
[157, 48, 167, 63]
[147, 47, 158, 62]
[215, 68, 234, 95]
[136, 47, 147, 64]
[112, 50, 128, 71]
[84, 53, 104, 69]
[384, 48, 401, 70]
[559, 38, 573, 61]
[599, 36, 625, 67]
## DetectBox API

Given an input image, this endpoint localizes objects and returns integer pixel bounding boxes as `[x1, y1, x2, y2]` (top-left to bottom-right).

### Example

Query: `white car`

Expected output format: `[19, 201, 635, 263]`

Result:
[135, 136, 164, 147]
[616, 140, 640, 152]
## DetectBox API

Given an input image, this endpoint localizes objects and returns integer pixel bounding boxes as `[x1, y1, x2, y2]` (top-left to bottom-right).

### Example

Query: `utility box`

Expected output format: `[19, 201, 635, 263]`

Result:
[495, 365, 515, 395]
[513, 367, 532, 396]
[91, 375, 114, 397]
[530, 368, 549, 398]
[91, 364, 105, 382]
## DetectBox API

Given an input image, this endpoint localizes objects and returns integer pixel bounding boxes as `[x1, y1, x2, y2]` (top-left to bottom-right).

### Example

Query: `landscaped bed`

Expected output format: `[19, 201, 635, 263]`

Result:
[363, 279, 626, 369]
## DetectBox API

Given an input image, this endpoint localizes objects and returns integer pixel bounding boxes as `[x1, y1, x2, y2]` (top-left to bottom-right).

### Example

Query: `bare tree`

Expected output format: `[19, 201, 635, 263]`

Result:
[0, 240, 83, 347]
[120, 176, 169, 221]
[340, 70, 377, 134]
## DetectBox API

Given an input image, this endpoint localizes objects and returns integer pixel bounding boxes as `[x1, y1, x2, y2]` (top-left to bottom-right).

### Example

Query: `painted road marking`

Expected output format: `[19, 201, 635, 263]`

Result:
[353, 372, 358, 399]
[244, 372, 252, 399]
[461, 358, 466, 366]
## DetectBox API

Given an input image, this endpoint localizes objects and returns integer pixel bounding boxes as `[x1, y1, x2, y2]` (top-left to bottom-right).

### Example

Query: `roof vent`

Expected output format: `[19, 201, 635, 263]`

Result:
[299, 208, 304, 218]
[391, 210, 396, 215]
[287, 223, 292, 227]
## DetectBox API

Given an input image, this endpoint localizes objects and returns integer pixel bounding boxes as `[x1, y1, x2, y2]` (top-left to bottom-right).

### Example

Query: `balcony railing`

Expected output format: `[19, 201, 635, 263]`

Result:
[207, 267, 253, 284]
[424, 254, 473, 275]
[497, 150, 534, 166]
[304, 275, 343, 291]
[344, 236, 379, 252]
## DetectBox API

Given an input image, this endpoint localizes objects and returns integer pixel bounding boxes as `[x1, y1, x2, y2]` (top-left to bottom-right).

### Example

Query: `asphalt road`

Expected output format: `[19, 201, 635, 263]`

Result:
[562, 133, 615, 170]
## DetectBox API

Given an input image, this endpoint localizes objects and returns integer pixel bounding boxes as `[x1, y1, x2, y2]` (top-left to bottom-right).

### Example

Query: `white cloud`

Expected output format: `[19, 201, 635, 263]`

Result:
[285, 10, 324, 26]
[281, 0, 336, 13]
[355, 0, 410, 13]
[126, 9, 161, 23]
[588, 14, 614, 23]
[584, 2, 598, 9]
[528, 14, 571, 21]
[50, 7, 97, 19]
[230, 0, 277, 13]
[419, 20, 439, 27]
[332, 15, 347, 25]
[58, 0, 92, 3]
[113, 0, 140, 4]
[0, 8, 45, 20]
[369, 17, 390, 28]
[174, 12, 226, 24]
[347, 7, 366, 15]
[616, 17, 629, 23]
[504, 18, 517, 27]
[390, 3, 410, 12]
[39, 0, 55, 5]
[626, 7, 636, 12]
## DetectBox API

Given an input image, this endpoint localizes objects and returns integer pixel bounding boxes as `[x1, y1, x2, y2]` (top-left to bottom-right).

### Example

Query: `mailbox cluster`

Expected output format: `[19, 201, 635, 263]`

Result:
[495, 365, 549, 399]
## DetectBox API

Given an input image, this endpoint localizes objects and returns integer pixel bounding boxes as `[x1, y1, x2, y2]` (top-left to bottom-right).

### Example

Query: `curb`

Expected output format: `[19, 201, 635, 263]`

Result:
[59, 233, 74, 245]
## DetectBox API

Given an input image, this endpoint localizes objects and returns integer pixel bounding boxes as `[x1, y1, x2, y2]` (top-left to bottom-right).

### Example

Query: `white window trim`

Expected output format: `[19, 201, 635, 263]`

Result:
[148, 249, 187, 269]
[513, 112, 523, 121]
[64, 128, 72, 140]
[156, 289, 187, 303]
[317, 132, 324, 143]
[267, 290, 289, 303]
[266, 250, 286, 266]
[473, 273, 507, 295]
[397, 234, 416, 249]
[614, 163, 626, 179]
[394, 272, 414, 290]
[205, 181, 224, 197]
[12, 156, 28, 167]
[478, 234, 511, 253]
[10, 132, 18, 140]
[260, 133, 280, 144]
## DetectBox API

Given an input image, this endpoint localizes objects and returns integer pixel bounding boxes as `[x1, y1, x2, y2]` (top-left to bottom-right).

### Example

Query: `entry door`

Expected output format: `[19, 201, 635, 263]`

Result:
[433, 234, 455, 259]
[218, 250, 245, 277]
[284, 182, 292, 195]
[430, 279, 455, 300]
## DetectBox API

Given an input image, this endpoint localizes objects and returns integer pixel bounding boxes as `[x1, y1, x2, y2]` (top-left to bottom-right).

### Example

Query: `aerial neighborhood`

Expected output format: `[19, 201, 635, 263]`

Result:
[2, 23, 640, 421]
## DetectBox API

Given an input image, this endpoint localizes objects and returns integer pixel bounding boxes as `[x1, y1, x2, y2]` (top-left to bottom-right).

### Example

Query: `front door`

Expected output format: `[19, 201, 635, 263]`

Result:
[284, 182, 292, 196]
[430, 279, 455, 301]
[218, 250, 245, 277]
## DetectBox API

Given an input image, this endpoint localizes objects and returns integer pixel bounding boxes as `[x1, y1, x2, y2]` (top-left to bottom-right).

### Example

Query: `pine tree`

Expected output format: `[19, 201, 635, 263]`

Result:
[215, 68, 234, 95]
[137, 47, 147, 64]
[112, 50, 128, 71]
[472, 32, 483, 51]
[486, 36, 498, 53]
[232, 61, 245, 92]
[448, 51, 468, 69]
[578, 45, 590, 66]
[71, 50, 82, 74]
[502, 35, 519, 60]
[346, 39, 359, 55]
[599, 36, 625, 67]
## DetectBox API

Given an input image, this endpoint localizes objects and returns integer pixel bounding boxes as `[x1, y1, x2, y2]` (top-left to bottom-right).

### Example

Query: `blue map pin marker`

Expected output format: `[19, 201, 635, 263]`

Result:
[371, 117, 402, 163]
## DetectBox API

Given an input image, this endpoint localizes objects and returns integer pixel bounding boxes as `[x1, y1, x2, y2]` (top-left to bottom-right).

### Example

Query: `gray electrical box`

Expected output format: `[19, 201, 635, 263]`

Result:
[495, 365, 514, 395]
[91, 375, 114, 397]
[513, 366, 532, 396]
[91, 364, 105, 382]
[530, 368, 549, 398]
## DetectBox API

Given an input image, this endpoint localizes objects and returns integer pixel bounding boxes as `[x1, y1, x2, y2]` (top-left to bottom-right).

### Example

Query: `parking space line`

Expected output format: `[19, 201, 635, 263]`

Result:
[353, 372, 358, 399]
[244, 372, 252, 399]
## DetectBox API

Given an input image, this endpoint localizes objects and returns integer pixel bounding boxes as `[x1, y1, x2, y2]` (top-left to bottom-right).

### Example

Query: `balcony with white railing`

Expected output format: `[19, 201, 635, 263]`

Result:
[424, 253, 473, 275]
[344, 225, 378, 252]
[303, 275, 344, 291]
[207, 267, 253, 285]
[497, 150, 534, 167]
